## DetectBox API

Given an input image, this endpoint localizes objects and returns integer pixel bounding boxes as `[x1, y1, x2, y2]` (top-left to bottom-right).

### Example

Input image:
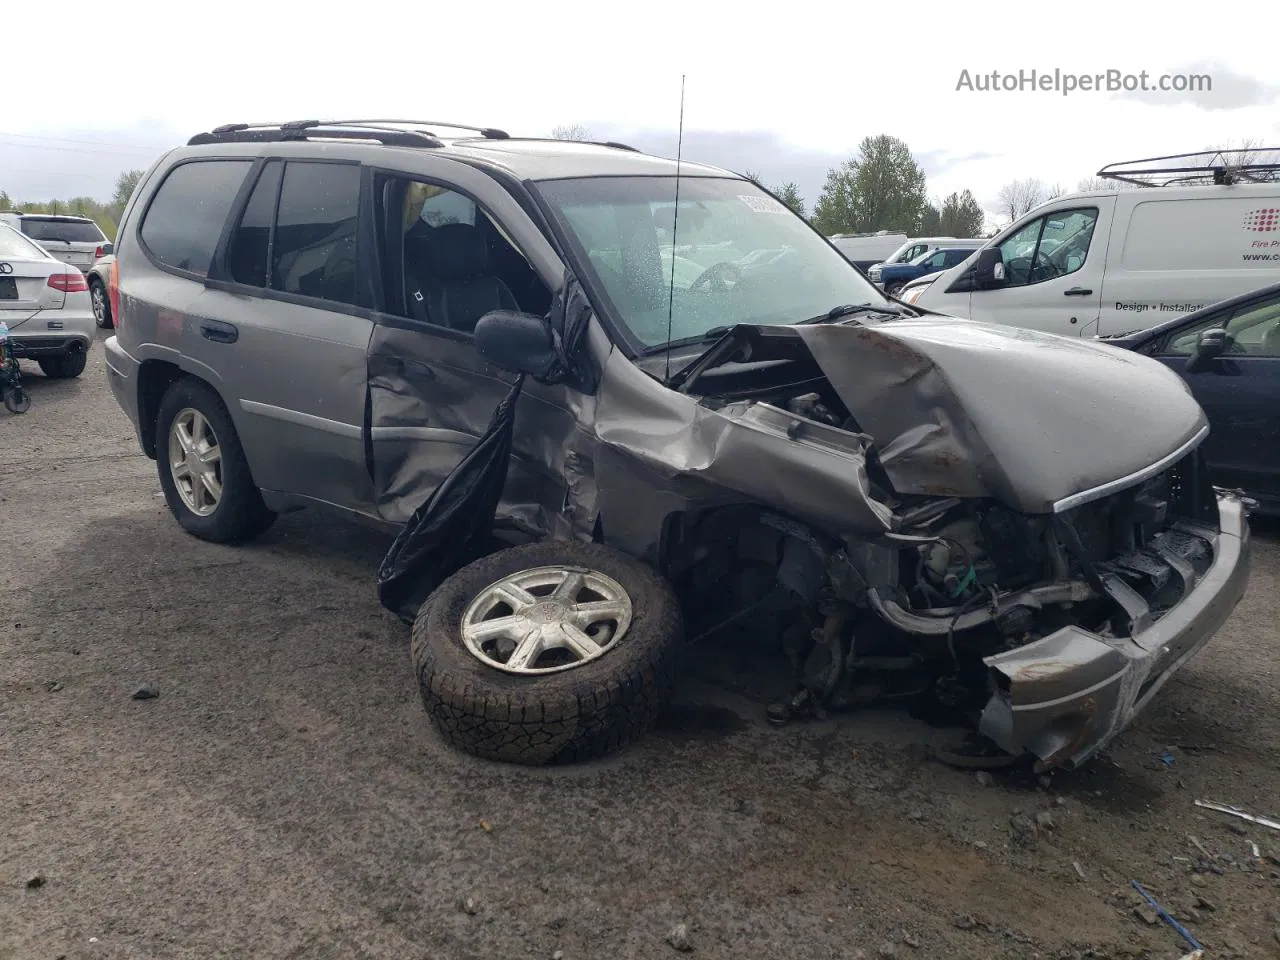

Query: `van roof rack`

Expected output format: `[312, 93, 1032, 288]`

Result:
[1097, 148, 1280, 187]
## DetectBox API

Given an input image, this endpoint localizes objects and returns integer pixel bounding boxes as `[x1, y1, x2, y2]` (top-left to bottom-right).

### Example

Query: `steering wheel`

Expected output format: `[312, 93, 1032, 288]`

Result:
[690, 260, 742, 293]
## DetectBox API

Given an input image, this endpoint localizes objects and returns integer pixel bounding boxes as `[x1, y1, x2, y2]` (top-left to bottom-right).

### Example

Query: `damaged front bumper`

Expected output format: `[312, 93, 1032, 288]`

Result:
[977, 493, 1251, 772]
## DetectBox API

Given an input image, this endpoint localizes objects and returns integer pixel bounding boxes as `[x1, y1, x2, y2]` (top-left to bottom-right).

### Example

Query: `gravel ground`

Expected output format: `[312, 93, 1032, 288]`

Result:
[2, 331, 1279, 960]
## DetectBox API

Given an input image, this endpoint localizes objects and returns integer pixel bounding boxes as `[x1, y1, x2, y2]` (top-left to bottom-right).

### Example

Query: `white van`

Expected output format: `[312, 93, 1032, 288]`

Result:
[829, 231, 908, 269]
[905, 152, 1280, 337]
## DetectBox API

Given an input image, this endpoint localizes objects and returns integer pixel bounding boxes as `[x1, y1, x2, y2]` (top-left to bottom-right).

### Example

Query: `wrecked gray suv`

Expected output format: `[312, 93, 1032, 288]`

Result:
[104, 120, 1252, 770]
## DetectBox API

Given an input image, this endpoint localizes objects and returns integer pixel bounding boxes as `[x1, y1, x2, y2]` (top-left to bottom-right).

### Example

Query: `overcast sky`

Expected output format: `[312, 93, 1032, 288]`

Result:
[3, 1, 1278, 225]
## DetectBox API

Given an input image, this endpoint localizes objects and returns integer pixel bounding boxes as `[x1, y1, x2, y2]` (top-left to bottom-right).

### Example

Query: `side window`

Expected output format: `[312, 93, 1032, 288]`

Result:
[995, 208, 1098, 287]
[924, 250, 947, 268]
[1163, 314, 1227, 355]
[139, 160, 253, 277]
[271, 161, 362, 306]
[1226, 297, 1280, 356]
[226, 161, 282, 287]
[387, 178, 551, 332]
[945, 249, 972, 266]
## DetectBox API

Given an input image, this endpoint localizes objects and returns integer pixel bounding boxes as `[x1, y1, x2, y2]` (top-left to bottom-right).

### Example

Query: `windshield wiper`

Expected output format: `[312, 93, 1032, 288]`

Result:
[800, 302, 905, 324]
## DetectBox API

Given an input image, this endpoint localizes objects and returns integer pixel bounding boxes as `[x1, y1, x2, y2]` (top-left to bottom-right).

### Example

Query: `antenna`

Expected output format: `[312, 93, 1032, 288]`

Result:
[663, 75, 686, 384]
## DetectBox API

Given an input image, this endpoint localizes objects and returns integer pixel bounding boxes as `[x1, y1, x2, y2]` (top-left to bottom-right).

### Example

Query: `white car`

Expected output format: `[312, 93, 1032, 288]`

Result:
[0, 223, 95, 378]
[0, 212, 110, 275]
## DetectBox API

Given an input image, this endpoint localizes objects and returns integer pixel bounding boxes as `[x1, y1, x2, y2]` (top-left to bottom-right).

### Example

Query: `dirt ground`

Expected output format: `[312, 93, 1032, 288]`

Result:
[2, 331, 1279, 960]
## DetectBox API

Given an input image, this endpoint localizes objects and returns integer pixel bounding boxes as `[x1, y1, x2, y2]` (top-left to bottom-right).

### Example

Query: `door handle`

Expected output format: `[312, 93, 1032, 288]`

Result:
[1063, 287, 1093, 296]
[200, 320, 238, 343]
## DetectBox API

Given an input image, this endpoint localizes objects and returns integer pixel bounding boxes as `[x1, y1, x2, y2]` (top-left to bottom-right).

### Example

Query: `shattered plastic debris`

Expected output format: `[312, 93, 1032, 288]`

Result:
[1194, 798, 1280, 832]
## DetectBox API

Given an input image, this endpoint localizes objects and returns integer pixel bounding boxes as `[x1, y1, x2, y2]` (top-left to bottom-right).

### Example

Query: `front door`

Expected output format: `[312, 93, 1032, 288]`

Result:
[1151, 292, 1280, 501]
[969, 200, 1114, 336]
[364, 167, 574, 526]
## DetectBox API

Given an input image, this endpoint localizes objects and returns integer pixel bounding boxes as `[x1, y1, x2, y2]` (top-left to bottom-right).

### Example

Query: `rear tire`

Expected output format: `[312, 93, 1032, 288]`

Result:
[155, 377, 275, 543]
[412, 540, 685, 765]
[38, 350, 87, 379]
[90, 278, 113, 328]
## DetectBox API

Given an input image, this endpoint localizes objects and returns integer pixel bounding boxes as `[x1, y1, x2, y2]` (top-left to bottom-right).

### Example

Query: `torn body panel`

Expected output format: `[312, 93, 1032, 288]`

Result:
[979, 495, 1251, 770]
[790, 319, 1208, 512]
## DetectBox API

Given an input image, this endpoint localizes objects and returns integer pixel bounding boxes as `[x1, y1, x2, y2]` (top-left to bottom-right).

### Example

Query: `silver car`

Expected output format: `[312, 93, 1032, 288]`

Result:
[0, 212, 110, 275]
[104, 120, 1252, 770]
[0, 222, 96, 378]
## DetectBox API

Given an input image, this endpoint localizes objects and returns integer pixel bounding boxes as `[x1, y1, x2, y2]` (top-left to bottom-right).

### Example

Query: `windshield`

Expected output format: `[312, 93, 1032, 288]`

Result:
[21, 217, 106, 243]
[535, 176, 894, 348]
[885, 241, 925, 265]
[0, 224, 52, 260]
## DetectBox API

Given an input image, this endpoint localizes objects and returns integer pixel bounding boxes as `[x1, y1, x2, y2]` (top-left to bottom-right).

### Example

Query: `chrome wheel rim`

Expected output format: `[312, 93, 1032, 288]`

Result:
[91, 284, 106, 323]
[168, 408, 222, 516]
[461, 565, 633, 675]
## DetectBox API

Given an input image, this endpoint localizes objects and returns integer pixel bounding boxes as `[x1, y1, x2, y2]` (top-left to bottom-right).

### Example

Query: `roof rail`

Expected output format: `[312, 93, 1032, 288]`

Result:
[1097, 148, 1280, 187]
[188, 120, 446, 148]
[323, 119, 510, 139]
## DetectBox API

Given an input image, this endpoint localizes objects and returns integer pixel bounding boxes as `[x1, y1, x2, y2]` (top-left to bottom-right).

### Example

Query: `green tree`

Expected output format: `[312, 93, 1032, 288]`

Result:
[772, 182, 805, 217]
[112, 169, 144, 216]
[919, 203, 942, 235]
[743, 169, 763, 186]
[936, 189, 986, 237]
[811, 135, 927, 236]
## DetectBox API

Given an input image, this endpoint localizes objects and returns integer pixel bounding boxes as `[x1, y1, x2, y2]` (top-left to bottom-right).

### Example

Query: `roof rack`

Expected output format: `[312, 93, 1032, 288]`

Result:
[1097, 148, 1280, 187]
[188, 120, 448, 148]
[323, 119, 510, 139]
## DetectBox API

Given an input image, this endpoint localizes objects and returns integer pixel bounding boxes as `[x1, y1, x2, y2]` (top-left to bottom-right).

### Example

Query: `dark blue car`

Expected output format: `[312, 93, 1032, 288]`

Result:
[868, 245, 978, 295]
[1102, 280, 1280, 513]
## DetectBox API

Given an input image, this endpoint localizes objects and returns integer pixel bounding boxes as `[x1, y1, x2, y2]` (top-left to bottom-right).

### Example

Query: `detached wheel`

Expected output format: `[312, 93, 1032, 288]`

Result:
[155, 377, 275, 543]
[412, 540, 684, 765]
[90, 278, 113, 328]
[38, 350, 87, 379]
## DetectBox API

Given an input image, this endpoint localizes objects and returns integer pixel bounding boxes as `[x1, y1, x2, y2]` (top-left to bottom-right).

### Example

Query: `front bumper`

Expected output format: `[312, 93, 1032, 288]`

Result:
[977, 493, 1252, 771]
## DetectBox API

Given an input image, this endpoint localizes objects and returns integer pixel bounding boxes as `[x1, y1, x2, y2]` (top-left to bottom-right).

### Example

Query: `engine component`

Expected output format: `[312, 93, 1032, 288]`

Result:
[785, 392, 843, 427]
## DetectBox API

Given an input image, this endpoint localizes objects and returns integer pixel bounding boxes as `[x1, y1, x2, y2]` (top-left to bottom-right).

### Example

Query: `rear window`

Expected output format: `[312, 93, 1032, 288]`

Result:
[21, 217, 106, 243]
[139, 159, 254, 276]
[0, 225, 52, 260]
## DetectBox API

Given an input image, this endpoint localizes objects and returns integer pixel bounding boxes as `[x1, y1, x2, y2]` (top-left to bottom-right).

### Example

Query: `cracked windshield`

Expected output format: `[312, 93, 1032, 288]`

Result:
[536, 176, 893, 347]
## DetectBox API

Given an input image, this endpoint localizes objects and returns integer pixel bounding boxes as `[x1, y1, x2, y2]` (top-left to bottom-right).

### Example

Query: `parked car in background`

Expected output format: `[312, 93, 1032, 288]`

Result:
[0, 212, 110, 275]
[0, 222, 94, 378]
[868, 244, 979, 294]
[87, 246, 115, 327]
[828, 231, 907, 270]
[875, 236, 973, 270]
[1101, 280, 1280, 514]
[909, 150, 1280, 336]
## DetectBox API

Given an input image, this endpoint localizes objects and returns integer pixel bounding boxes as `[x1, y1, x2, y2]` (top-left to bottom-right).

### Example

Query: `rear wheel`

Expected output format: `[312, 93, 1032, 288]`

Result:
[38, 350, 87, 379]
[155, 377, 275, 543]
[90, 278, 113, 328]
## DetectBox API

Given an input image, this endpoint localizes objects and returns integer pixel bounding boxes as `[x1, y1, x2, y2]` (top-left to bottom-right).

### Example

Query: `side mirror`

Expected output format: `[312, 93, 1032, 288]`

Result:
[1185, 327, 1228, 374]
[100, 242, 114, 256]
[473, 310, 561, 379]
[971, 247, 1005, 289]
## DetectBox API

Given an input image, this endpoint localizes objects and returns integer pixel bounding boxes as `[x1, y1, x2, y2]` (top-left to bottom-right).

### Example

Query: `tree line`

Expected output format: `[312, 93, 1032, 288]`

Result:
[0, 170, 144, 241]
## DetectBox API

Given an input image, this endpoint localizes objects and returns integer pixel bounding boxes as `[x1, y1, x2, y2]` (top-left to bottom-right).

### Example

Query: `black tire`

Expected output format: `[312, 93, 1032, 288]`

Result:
[38, 350, 87, 379]
[412, 540, 685, 765]
[884, 282, 903, 297]
[155, 377, 275, 543]
[90, 278, 113, 328]
[4, 387, 30, 414]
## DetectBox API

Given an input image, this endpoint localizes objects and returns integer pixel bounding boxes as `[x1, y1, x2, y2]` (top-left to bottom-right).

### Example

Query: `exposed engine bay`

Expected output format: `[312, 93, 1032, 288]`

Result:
[661, 374, 1226, 767]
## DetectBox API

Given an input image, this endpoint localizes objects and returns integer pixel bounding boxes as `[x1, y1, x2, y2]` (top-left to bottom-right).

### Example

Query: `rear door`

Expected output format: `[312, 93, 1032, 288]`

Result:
[1150, 292, 1280, 499]
[967, 199, 1115, 335]
[204, 157, 376, 512]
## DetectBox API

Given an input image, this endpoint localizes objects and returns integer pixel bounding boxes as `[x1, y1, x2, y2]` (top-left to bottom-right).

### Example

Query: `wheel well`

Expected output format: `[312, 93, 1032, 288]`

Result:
[136, 360, 186, 459]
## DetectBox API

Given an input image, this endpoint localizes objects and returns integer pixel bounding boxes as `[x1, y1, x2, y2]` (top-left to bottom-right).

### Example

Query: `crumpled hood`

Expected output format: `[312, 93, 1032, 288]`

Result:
[793, 318, 1207, 513]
